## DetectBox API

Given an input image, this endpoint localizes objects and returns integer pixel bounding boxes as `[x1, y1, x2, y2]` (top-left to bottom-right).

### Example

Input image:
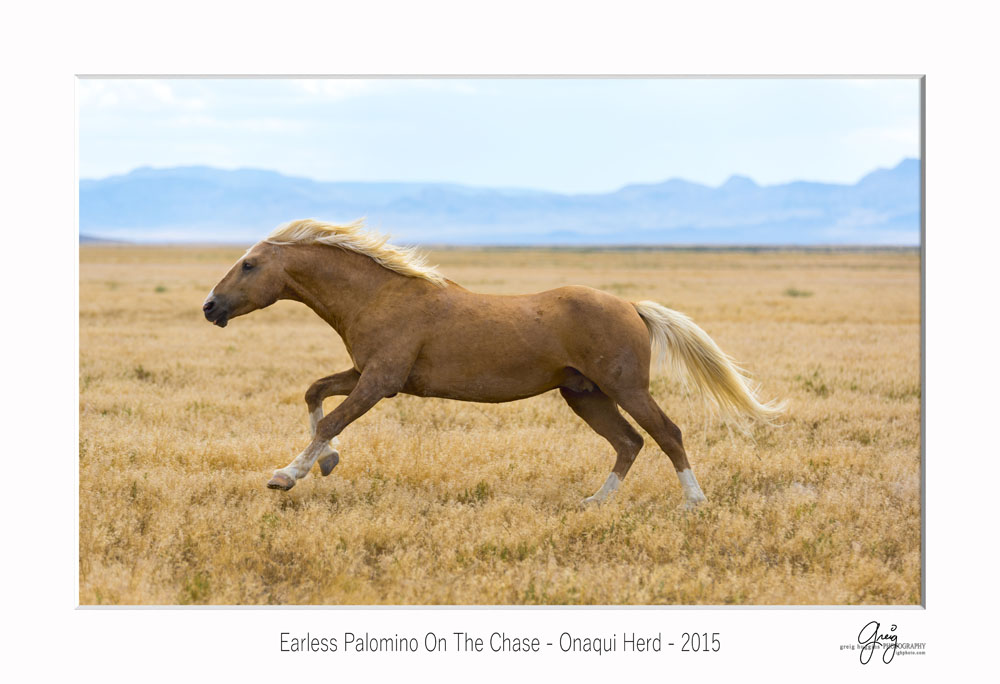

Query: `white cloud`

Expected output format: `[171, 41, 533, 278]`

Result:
[78, 81, 118, 108]
[78, 80, 206, 111]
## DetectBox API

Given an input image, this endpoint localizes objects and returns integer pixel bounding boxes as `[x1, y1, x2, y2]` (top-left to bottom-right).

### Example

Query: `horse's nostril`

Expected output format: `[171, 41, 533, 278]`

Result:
[203, 300, 215, 312]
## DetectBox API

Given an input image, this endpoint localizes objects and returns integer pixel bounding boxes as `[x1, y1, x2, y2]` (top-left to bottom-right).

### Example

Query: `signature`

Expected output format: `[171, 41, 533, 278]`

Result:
[858, 621, 898, 664]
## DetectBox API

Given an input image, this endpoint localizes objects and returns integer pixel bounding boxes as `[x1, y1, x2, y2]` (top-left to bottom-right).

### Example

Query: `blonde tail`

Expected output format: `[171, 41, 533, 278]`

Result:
[633, 300, 786, 427]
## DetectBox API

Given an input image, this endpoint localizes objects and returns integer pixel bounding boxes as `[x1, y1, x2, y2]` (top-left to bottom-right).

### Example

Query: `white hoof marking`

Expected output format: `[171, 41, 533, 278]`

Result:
[582, 473, 621, 506]
[678, 468, 707, 507]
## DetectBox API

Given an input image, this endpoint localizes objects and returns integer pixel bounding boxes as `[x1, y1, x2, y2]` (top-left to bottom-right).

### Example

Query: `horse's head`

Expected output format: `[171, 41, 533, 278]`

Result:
[203, 242, 288, 328]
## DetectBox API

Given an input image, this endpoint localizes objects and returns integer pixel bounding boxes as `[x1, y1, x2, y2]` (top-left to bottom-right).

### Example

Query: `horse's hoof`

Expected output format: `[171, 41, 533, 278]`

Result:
[267, 472, 295, 491]
[579, 496, 600, 509]
[682, 496, 707, 511]
[319, 451, 340, 477]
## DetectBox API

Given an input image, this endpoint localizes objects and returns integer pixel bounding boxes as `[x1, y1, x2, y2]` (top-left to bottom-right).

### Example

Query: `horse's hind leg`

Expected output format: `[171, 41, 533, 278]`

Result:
[614, 388, 708, 509]
[303, 368, 360, 476]
[560, 387, 644, 506]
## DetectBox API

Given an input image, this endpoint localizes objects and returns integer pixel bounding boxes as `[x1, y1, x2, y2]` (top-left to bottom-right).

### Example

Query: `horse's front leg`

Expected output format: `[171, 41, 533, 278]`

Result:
[267, 366, 402, 491]
[304, 369, 360, 476]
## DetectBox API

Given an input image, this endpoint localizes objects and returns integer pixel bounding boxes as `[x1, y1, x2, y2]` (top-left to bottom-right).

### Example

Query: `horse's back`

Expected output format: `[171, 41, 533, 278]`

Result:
[434, 284, 645, 346]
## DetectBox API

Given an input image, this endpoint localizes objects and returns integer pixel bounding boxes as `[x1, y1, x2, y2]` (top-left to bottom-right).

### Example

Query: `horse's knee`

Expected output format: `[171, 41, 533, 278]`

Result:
[629, 425, 644, 450]
[612, 430, 643, 479]
[622, 430, 643, 460]
[305, 380, 326, 409]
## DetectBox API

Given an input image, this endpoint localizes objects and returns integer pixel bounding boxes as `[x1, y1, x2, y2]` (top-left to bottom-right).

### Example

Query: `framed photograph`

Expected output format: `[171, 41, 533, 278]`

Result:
[79, 77, 922, 610]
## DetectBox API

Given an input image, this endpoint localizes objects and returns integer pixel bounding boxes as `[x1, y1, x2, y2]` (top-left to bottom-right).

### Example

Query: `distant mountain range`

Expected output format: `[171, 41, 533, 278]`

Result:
[79, 159, 920, 245]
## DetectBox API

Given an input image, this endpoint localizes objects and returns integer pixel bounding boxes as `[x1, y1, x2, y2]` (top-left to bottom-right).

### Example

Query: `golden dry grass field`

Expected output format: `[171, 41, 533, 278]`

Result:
[79, 245, 920, 605]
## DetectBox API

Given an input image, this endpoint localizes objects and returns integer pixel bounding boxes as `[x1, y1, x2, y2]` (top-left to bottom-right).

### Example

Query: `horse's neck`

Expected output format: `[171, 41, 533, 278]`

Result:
[282, 245, 403, 336]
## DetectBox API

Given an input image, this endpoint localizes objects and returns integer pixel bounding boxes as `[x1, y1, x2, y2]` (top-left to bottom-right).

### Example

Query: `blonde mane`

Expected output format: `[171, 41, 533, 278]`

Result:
[264, 219, 447, 287]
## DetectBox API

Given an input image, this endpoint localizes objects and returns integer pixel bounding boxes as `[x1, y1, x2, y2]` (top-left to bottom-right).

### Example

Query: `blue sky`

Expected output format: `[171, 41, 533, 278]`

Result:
[78, 78, 919, 194]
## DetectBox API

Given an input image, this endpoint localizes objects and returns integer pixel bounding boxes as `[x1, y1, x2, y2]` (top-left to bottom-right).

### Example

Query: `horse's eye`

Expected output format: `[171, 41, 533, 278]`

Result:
[242, 261, 253, 272]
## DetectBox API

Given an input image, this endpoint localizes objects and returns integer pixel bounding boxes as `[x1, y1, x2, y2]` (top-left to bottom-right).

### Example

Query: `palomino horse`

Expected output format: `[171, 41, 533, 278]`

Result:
[203, 219, 783, 508]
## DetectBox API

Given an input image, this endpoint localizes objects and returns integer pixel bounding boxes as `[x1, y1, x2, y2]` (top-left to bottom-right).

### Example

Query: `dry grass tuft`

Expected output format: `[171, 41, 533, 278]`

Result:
[80, 246, 920, 605]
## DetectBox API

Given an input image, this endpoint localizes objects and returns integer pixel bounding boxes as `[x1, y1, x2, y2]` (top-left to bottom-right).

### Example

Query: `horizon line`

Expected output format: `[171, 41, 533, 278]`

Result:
[79, 157, 920, 195]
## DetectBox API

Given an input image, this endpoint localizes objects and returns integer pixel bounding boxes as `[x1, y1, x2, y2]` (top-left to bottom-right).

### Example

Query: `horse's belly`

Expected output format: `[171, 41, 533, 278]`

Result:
[402, 348, 564, 403]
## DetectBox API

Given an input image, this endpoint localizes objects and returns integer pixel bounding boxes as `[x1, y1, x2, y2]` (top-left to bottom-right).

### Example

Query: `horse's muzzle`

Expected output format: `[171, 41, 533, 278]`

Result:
[202, 297, 229, 327]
